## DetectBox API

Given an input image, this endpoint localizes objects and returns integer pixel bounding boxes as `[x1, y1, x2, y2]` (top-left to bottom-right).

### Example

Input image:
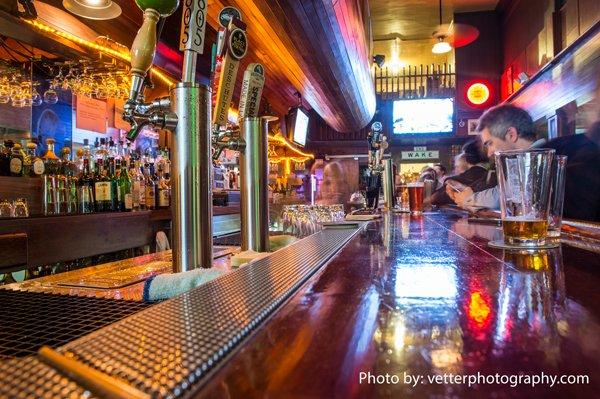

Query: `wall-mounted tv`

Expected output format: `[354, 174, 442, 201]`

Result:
[288, 107, 309, 147]
[393, 98, 454, 135]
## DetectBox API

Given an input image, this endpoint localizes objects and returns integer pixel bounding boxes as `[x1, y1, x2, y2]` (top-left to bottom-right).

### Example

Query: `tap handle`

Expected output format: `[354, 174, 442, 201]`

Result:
[238, 63, 265, 120]
[128, 8, 160, 103]
[213, 16, 248, 128]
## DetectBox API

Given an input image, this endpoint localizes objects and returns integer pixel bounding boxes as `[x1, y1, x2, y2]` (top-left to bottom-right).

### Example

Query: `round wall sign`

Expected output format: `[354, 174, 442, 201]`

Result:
[466, 82, 491, 106]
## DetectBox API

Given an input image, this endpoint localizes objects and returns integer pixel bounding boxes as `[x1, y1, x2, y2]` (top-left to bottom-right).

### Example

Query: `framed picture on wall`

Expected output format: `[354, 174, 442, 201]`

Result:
[467, 119, 479, 135]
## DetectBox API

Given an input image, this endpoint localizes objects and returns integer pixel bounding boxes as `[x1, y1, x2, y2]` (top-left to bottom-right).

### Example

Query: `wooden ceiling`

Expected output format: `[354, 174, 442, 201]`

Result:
[204, 0, 376, 132]
[370, 0, 499, 41]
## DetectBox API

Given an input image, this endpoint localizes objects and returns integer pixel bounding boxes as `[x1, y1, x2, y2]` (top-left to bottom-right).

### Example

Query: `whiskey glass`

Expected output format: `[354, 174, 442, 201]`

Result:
[12, 198, 28, 218]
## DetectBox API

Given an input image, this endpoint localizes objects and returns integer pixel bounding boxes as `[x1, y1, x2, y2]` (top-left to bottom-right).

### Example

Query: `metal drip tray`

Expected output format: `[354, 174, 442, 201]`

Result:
[0, 290, 152, 359]
[56, 261, 171, 289]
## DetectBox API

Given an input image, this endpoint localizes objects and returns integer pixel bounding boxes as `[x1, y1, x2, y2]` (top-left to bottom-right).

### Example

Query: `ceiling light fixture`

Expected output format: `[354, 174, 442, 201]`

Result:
[432, 0, 451, 54]
[432, 37, 452, 54]
[62, 0, 121, 20]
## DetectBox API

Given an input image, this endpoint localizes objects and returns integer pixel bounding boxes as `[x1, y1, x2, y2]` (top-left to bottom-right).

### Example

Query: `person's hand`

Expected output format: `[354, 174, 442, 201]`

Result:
[453, 187, 474, 207]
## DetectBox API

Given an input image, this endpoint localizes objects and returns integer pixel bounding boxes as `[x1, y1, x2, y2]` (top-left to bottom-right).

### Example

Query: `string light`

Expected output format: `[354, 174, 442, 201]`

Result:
[23, 19, 176, 86]
[268, 134, 314, 159]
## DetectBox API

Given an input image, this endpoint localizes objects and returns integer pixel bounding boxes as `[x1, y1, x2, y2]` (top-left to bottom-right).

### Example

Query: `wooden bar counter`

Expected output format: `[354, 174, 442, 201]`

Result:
[194, 212, 600, 398]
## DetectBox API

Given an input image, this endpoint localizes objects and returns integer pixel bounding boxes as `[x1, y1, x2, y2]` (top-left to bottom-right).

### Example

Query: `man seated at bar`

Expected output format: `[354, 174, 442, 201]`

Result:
[448, 104, 600, 221]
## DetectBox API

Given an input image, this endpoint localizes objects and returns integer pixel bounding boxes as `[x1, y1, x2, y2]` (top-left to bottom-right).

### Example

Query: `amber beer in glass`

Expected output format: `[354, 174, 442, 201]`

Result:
[407, 182, 424, 214]
[495, 149, 555, 246]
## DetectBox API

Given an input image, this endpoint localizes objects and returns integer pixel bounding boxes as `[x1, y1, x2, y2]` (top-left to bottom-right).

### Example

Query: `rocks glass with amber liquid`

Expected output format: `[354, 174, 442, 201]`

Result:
[495, 149, 555, 247]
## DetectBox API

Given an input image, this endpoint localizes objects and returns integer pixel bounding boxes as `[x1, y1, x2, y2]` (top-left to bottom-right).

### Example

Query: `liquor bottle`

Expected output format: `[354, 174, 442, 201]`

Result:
[41, 138, 60, 175]
[78, 157, 94, 213]
[93, 137, 100, 159]
[157, 163, 170, 209]
[108, 139, 117, 160]
[26, 142, 45, 177]
[10, 143, 24, 177]
[0, 141, 14, 176]
[144, 162, 157, 210]
[41, 139, 61, 215]
[130, 161, 141, 211]
[138, 161, 147, 210]
[82, 138, 91, 157]
[118, 161, 133, 211]
[60, 147, 78, 214]
[107, 158, 119, 211]
[94, 159, 113, 212]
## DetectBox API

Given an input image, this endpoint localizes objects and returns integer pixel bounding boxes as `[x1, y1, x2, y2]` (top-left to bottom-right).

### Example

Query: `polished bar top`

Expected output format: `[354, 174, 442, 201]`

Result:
[195, 212, 600, 398]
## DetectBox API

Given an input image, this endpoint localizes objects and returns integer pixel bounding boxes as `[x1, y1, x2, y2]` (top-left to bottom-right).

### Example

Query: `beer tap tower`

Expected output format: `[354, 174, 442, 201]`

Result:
[124, 0, 271, 273]
[123, 0, 213, 272]
[367, 121, 394, 209]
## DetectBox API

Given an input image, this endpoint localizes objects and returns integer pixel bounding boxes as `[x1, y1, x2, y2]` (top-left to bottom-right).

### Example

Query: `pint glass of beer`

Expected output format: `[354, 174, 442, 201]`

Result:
[548, 155, 568, 237]
[407, 182, 424, 214]
[495, 149, 555, 246]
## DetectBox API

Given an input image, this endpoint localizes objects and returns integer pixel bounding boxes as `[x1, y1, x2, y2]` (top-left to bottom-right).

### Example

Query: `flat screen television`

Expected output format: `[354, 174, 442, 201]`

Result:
[392, 98, 454, 135]
[288, 107, 309, 147]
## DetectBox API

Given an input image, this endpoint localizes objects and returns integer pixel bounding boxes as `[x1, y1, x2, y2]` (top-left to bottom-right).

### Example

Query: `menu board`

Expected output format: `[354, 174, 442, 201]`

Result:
[76, 95, 107, 133]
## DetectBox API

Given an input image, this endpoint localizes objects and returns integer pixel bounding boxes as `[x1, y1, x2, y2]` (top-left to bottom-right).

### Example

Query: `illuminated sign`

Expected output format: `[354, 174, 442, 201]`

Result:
[466, 82, 491, 106]
[401, 150, 439, 160]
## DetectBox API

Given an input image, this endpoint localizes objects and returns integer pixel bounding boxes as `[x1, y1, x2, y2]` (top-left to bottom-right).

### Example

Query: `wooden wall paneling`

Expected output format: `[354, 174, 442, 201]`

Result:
[564, 0, 580, 47]
[454, 11, 502, 128]
[0, 233, 27, 271]
[526, 37, 540, 77]
[509, 23, 600, 123]
[579, 0, 600, 34]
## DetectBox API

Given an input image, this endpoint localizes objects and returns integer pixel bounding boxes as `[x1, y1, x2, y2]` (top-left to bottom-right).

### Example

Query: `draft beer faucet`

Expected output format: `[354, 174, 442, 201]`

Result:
[366, 121, 394, 209]
[123, 3, 179, 141]
[367, 121, 387, 173]
[124, 0, 214, 272]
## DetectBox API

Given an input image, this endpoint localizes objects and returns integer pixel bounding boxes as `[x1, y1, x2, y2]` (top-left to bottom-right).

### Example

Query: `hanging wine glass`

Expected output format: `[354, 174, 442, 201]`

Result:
[44, 79, 59, 104]
[11, 92, 25, 108]
[0, 82, 9, 103]
[96, 75, 108, 100]
[62, 66, 75, 91]
[31, 82, 42, 106]
[9, 75, 21, 98]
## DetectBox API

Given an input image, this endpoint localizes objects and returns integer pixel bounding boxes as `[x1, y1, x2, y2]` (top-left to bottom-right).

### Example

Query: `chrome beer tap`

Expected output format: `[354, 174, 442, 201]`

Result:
[367, 121, 386, 173]
[124, 0, 214, 272]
